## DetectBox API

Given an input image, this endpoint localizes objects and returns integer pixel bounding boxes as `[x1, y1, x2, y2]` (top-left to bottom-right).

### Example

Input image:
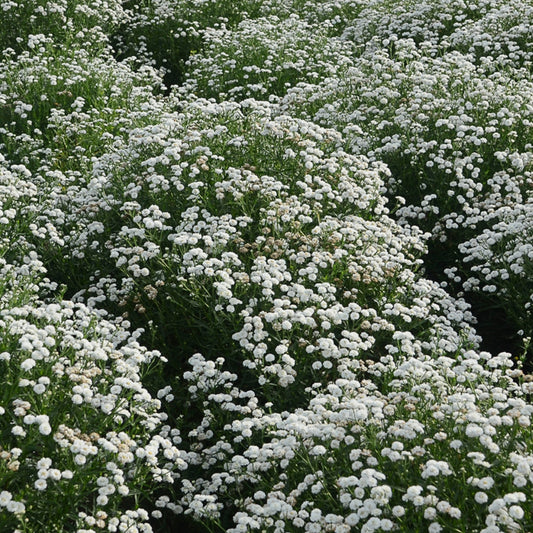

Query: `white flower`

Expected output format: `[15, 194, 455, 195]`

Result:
[380, 519, 393, 531]
[48, 469, 61, 481]
[20, 358, 36, 371]
[74, 454, 87, 466]
[36, 458, 52, 470]
[0, 491, 12, 506]
[465, 423, 484, 438]
[72, 394, 84, 405]
[96, 495, 108, 506]
[309, 445, 327, 456]
[448, 507, 461, 519]
[508, 505, 524, 520]
[477, 477, 495, 490]
[39, 423, 52, 435]
[424, 507, 437, 520]
[6, 500, 25, 514]
[346, 513, 360, 526]
[33, 383, 46, 395]
[392, 506, 405, 517]
[513, 475, 527, 487]
[11, 426, 26, 437]
[475, 492, 488, 504]
[34, 479, 47, 491]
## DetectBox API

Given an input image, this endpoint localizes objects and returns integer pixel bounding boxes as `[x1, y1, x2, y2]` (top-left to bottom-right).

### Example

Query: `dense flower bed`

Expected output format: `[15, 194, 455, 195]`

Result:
[0, 0, 532, 532]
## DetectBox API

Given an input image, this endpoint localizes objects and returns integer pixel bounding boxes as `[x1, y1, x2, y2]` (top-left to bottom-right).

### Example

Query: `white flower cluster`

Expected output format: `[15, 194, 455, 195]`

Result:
[179, 15, 357, 100]
[0, 0, 126, 52]
[43, 99, 480, 388]
[455, 200, 533, 341]
[0, 161, 185, 530]
[0, 36, 164, 173]
[278, 29, 533, 232]
[29, 94, 531, 530]
[177, 346, 532, 533]
[272, 1, 533, 348]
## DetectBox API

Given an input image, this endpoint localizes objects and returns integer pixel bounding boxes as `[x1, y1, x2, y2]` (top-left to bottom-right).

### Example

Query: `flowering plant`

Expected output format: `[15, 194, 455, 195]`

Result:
[0, 0, 532, 532]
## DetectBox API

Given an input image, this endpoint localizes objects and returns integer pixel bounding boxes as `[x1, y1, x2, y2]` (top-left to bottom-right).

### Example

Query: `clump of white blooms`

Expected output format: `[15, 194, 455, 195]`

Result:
[0, 161, 185, 531]
[1, 0, 532, 531]
[279, 26, 533, 236]
[343, 0, 533, 69]
[275, 0, 533, 349]
[0, 34, 164, 172]
[43, 99, 480, 380]
[179, 347, 532, 533]
[457, 200, 533, 342]
[0, 0, 126, 52]
[179, 15, 357, 100]
[114, 0, 365, 87]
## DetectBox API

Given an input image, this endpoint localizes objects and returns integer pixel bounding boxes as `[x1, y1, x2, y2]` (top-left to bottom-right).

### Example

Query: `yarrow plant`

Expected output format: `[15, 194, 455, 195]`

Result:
[179, 15, 357, 100]
[0, 34, 164, 172]
[0, 161, 186, 531]
[456, 200, 533, 347]
[273, 2, 533, 356]
[177, 347, 533, 533]
[36, 99, 479, 379]
[27, 97, 533, 530]
[0, 0, 126, 53]
[1, 0, 533, 531]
